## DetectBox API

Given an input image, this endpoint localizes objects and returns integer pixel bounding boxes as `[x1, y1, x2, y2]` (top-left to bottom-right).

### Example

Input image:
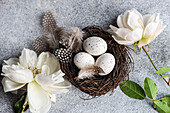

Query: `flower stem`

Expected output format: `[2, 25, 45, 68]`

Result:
[142, 46, 169, 85]
[21, 103, 28, 113]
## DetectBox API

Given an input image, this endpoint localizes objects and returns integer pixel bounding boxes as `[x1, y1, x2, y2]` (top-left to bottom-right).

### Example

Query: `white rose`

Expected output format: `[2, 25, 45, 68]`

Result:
[1, 48, 71, 113]
[109, 9, 143, 45]
[109, 9, 166, 47]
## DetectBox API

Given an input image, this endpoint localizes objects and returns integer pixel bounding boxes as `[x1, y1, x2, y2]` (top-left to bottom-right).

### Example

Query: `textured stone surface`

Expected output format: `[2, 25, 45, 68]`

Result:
[0, 0, 170, 113]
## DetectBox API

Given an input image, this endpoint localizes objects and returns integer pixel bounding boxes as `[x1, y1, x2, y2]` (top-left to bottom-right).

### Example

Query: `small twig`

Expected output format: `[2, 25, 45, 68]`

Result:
[142, 46, 169, 85]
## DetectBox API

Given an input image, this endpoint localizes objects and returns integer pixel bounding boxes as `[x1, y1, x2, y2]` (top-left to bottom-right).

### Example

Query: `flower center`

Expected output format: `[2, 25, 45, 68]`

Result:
[28, 66, 41, 77]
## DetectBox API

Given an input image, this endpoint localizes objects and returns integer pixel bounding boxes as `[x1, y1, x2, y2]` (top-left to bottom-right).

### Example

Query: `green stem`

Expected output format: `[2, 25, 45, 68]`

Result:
[145, 97, 166, 102]
[154, 97, 166, 102]
[145, 98, 153, 101]
[21, 103, 28, 113]
[142, 46, 169, 85]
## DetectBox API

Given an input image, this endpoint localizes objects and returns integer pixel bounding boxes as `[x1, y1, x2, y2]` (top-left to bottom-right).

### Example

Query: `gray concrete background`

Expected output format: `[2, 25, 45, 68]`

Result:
[0, 0, 169, 113]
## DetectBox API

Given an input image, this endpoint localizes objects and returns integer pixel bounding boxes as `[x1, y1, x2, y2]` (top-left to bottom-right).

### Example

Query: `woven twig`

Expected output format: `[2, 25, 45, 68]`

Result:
[61, 26, 134, 96]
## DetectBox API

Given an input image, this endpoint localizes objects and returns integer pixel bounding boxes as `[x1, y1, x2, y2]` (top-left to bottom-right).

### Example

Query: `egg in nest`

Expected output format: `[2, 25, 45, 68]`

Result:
[83, 36, 107, 56]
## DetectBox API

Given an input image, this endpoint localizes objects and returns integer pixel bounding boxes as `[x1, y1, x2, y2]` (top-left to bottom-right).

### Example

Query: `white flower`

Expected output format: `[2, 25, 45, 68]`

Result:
[109, 9, 166, 47]
[109, 9, 143, 45]
[138, 13, 166, 47]
[1, 48, 71, 113]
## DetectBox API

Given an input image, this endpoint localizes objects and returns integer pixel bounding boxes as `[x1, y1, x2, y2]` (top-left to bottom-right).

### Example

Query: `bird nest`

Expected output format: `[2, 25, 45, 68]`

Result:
[32, 12, 133, 97]
[60, 26, 133, 97]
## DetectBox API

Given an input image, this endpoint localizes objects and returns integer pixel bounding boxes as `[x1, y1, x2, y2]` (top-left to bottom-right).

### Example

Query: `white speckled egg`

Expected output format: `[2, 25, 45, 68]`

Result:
[74, 52, 95, 69]
[83, 36, 107, 56]
[96, 53, 115, 76]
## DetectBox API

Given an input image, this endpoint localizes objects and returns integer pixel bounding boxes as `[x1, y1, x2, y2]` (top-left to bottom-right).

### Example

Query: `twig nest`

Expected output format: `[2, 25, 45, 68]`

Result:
[32, 12, 132, 96]
[96, 53, 115, 76]
[83, 36, 107, 56]
[74, 52, 95, 69]
[60, 26, 133, 96]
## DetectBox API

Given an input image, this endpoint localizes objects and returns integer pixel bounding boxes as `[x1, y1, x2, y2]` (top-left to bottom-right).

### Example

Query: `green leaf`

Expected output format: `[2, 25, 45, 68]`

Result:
[14, 93, 28, 113]
[144, 77, 157, 99]
[156, 67, 170, 74]
[153, 97, 170, 113]
[162, 96, 170, 107]
[159, 75, 170, 79]
[120, 80, 146, 100]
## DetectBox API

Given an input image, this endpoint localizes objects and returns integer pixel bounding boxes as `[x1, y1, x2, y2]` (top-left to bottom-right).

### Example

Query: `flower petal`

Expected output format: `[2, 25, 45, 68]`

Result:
[107, 28, 115, 35]
[28, 81, 51, 113]
[143, 22, 159, 38]
[41, 65, 50, 75]
[3, 58, 19, 66]
[48, 93, 56, 103]
[154, 26, 166, 37]
[2, 64, 20, 74]
[117, 15, 124, 28]
[146, 13, 160, 25]
[19, 48, 37, 68]
[122, 10, 129, 28]
[5, 69, 33, 83]
[143, 15, 151, 27]
[132, 9, 143, 21]
[109, 25, 131, 44]
[37, 52, 60, 75]
[52, 70, 65, 83]
[127, 11, 143, 29]
[35, 73, 55, 86]
[52, 80, 71, 89]
[1, 77, 25, 92]
[109, 25, 118, 32]
[115, 28, 143, 42]
[118, 9, 143, 29]
[43, 87, 70, 94]
[115, 28, 132, 39]
[154, 21, 166, 37]
[38, 70, 70, 94]
[111, 27, 142, 45]
[43, 80, 71, 94]
[125, 28, 143, 41]
[142, 13, 165, 46]
[112, 35, 135, 45]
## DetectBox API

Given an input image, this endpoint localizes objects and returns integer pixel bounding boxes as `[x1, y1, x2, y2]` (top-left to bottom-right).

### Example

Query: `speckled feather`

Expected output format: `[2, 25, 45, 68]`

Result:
[33, 11, 63, 54]
[59, 27, 84, 52]
[32, 37, 48, 55]
[54, 48, 72, 63]
[42, 11, 57, 32]
[42, 11, 63, 49]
